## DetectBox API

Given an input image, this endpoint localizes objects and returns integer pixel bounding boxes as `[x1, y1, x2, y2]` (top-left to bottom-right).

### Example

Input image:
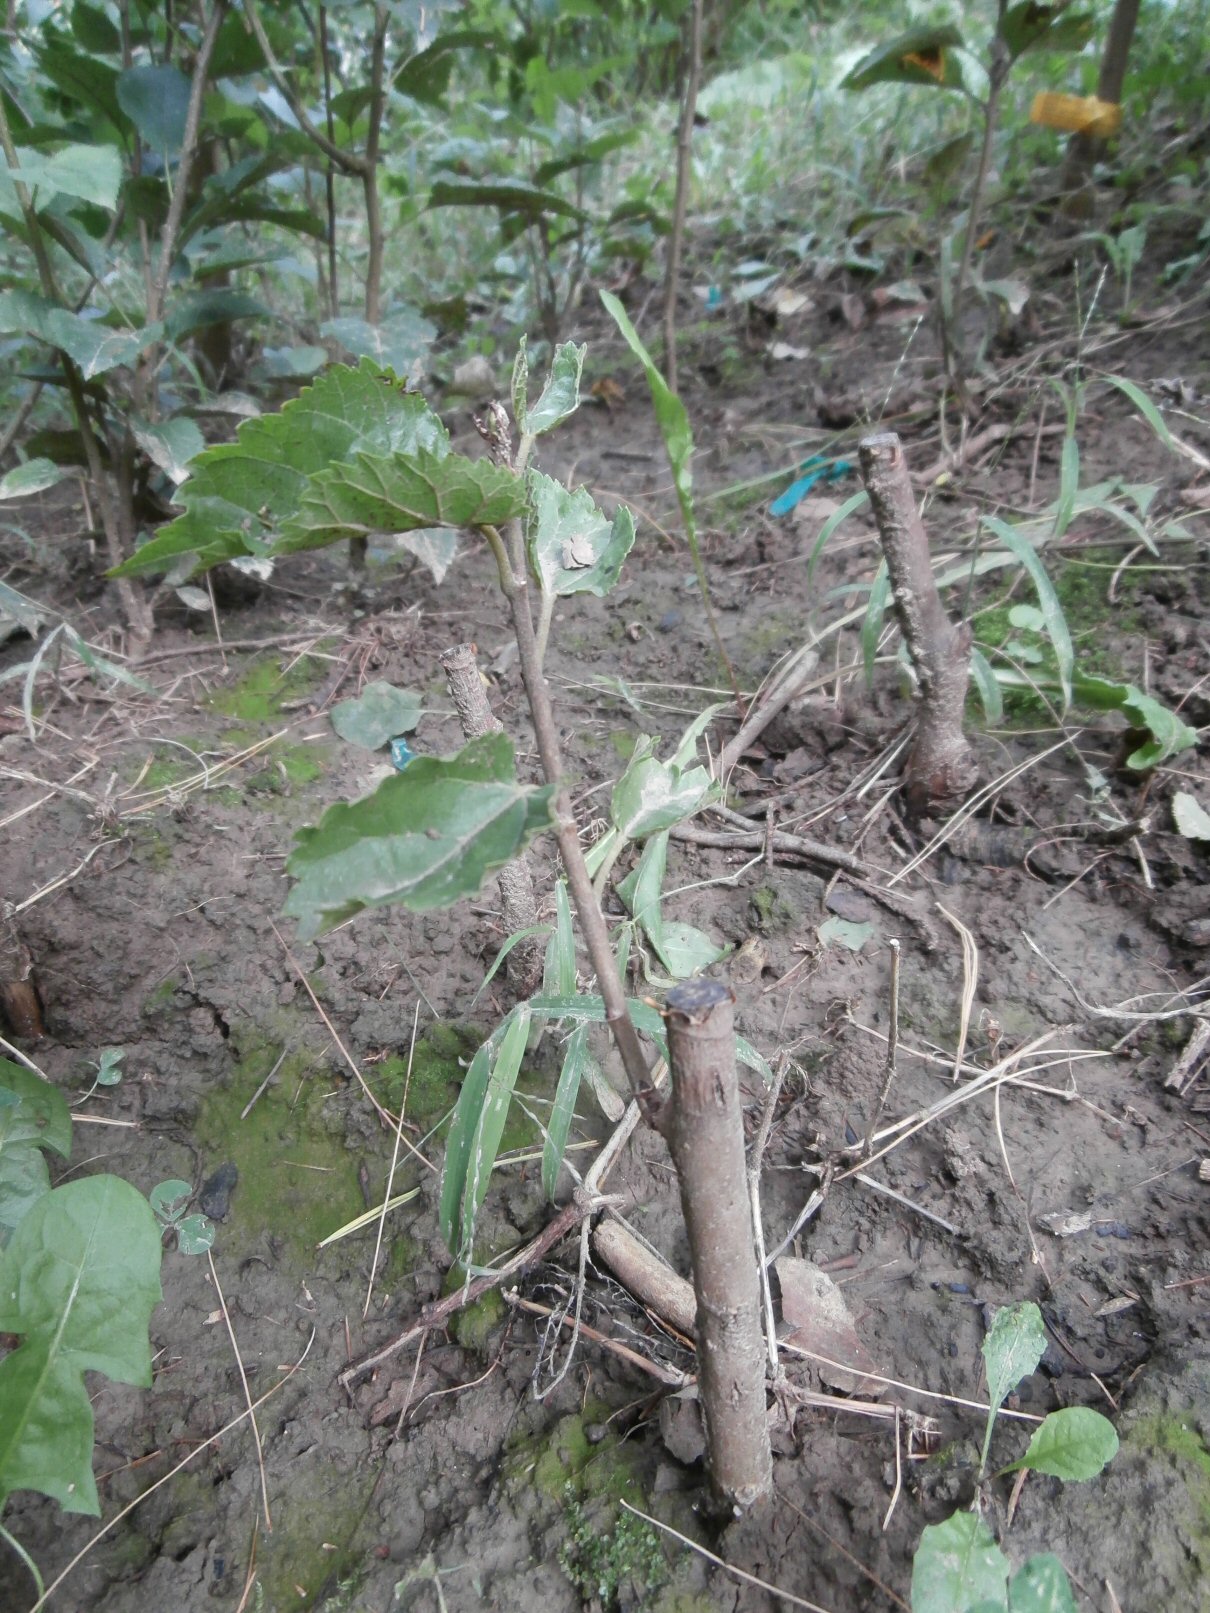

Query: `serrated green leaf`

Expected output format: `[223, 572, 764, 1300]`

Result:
[542, 1023, 590, 1198]
[524, 341, 586, 435]
[112, 360, 449, 577]
[981, 516, 1074, 709]
[285, 733, 555, 938]
[527, 471, 634, 597]
[0, 1062, 72, 1247]
[0, 1175, 162, 1514]
[0, 459, 69, 500]
[1008, 1554, 1077, 1613]
[278, 447, 527, 554]
[1018, 1406, 1118, 1481]
[117, 64, 191, 151]
[841, 26, 968, 92]
[1071, 672, 1196, 769]
[329, 682, 424, 750]
[911, 1513, 1009, 1613]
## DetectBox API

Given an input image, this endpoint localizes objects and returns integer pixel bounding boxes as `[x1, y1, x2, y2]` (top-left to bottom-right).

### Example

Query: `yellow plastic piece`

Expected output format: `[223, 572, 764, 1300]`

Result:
[1030, 92, 1122, 137]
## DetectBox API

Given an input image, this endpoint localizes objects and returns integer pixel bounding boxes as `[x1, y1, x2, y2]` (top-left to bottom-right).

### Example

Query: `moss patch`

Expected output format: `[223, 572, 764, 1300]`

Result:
[196, 1030, 364, 1261]
[1132, 1412, 1210, 1544]
[369, 1021, 481, 1133]
[503, 1406, 646, 1504]
[208, 654, 323, 724]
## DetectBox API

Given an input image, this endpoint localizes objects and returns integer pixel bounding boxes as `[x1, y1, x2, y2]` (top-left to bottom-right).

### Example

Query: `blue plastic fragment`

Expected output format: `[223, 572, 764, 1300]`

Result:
[770, 455, 853, 517]
[706, 286, 723, 310]
[390, 737, 416, 770]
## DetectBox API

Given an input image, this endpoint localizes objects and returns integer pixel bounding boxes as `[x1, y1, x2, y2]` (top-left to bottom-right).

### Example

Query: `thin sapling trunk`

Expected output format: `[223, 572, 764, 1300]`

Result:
[663, 0, 702, 394]
[858, 432, 976, 819]
[658, 979, 772, 1510]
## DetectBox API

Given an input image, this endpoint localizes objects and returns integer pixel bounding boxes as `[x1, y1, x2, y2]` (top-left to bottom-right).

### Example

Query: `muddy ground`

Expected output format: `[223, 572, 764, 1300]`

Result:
[2, 260, 1210, 1613]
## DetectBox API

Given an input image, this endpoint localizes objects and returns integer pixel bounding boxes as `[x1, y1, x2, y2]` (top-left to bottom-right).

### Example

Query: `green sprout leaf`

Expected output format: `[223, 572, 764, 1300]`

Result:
[527, 472, 635, 597]
[542, 1023, 591, 1198]
[439, 1005, 531, 1255]
[0, 1175, 162, 1515]
[980, 517, 1074, 709]
[1071, 672, 1197, 769]
[0, 1061, 71, 1247]
[149, 1179, 192, 1224]
[911, 1513, 1009, 1613]
[523, 341, 586, 436]
[285, 733, 555, 938]
[611, 736, 717, 844]
[329, 682, 424, 750]
[981, 1301, 1047, 1474]
[1015, 1406, 1119, 1482]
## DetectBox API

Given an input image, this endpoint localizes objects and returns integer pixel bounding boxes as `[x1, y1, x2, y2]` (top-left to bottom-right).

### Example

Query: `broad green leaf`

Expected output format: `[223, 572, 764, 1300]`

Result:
[8, 144, 121, 210]
[174, 1214, 215, 1255]
[1173, 792, 1210, 840]
[112, 361, 449, 577]
[392, 528, 460, 583]
[1017, 1407, 1118, 1481]
[999, 5, 1094, 60]
[524, 341, 586, 436]
[1008, 1555, 1077, 1613]
[981, 1301, 1047, 1475]
[657, 921, 728, 978]
[36, 35, 128, 134]
[0, 1175, 162, 1514]
[911, 1513, 1009, 1613]
[131, 417, 204, 486]
[818, 916, 874, 952]
[527, 471, 635, 597]
[395, 29, 498, 104]
[841, 26, 968, 93]
[442, 1005, 531, 1254]
[611, 737, 717, 843]
[321, 311, 437, 376]
[0, 1062, 71, 1247]
[329, 682, 424, 749]
[0, 459, 69, 500]
[285, 733, 555, 938]
[41, 309, 160, 379]
[428, 177, 589, 223]
[71, 1, 120, 53]
[116, 64, 191, 152]
[1071, 672, 1196, 769]
[278, 447, 528, 554]
[165, 290, 269, 344]
[542, 1023, 590, 1199]
[981, 517, 1074, 709]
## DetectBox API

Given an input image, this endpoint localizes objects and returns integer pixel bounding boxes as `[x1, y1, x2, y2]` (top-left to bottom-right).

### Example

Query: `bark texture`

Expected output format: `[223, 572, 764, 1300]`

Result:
[440, 643, 542, 993]
[858, 433, 977, 819]
[660, 980, 771, 1510]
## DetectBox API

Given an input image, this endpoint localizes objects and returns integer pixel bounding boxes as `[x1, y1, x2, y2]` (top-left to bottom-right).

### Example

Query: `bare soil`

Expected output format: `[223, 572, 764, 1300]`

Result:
[2, 264, 1209, 1613]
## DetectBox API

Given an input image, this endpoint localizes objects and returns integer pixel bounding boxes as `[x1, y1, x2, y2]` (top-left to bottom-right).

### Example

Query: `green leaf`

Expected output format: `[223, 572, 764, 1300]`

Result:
[841, 26, 968, 93]
[392, 528, 460, 583]
[981, 1301, 1047, 1475]
[1017, 1407, 1118, 1481]
[1173, 791, 1210, 841]
[0, 1062, 72, 1247]
[285, 733, 555, 938]
[527, 472, 635, 597]
[600, 291, 692, 508]
[321, 311, 437, 376]
[611, 737, 717, 844]
[329, 682, 424, 749]
[528, 993, 773, 1085]
[441, 1005, 531, 1254]
[511, 338, 530, 430]
[969, 646, 1004, 723]
[173, 1213, 215, 1255]
[0, 459, 69, 500]
[861, 560, 891, 683]
[149, 1179, 192, 1223]
[71, 1, 120, 53]
[1098, 374, 1177, 454]
[112, 360, 449, 578]
[980, 517, 1074, 709]
[1071, 672, 1196, 769]
[8, 144, 122, 210]
[542, 879, 577, 1000]
[428, 177, 589, 223]
[1008, 1555, 1077, 1613]
[807, 488, 870, 588]
[911, 1513, 1009, 1613]
[131, 416, 204, 486]
[617, 831, 724, 980]
[279, 447, 528, 555]
[165, 290, 269, 344]
[0, 1175, 162, 1514]
[41, 309, 159, 379]
[116, 64, 191, 152]
[523, 341, 586, 436]
[818, 916, 874, 952]
[999, 5, 1095, 60]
